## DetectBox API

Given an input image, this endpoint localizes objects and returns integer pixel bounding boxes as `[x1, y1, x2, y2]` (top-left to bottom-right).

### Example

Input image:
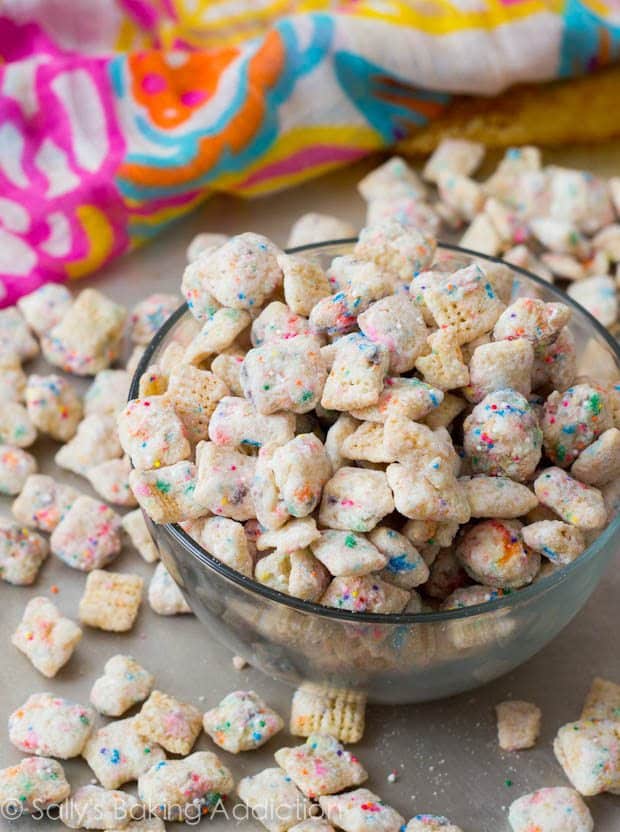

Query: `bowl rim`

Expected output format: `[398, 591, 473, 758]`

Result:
[130, 238, 620, 625]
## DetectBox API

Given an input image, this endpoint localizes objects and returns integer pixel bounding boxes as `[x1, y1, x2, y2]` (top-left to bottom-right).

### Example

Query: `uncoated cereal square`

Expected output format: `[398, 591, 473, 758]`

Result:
[79, 570, 144, 633]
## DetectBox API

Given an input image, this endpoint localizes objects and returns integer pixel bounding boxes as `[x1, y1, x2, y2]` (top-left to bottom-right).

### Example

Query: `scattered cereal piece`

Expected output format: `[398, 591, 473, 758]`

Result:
[148, 561, 192, 616]
[256, 517, 321, 555]
[118, 396, 190, 471]
[84, 369, 132, 417]
[457, 520, 540, 589]
[42, 289, 127, 376]
[135, 690, 202, 756]
[129, 460, 207, 524]
[351, 377, 443, 424]
[465, 339, 534, 403]
[311, 530, 387, 577]
[0, 521, 48, 585]
[138, 751, 234, 822]
[12, 596, 82, 677]
[130, 293, 179, 344]
[0, 402, 36, 448]
[554, 720, 620, 795]
[522, 521, 586, 565]
[463, 389, 542, 482]
[0, 444, 37, 496]
[534, 468, 607, 530]
[387, 456, 470, 524]
[195, 442, 256, 521]
[17, 283, 72, 335]
[357, 294, 428, 373]
[496, 700, 542, 751]
[83, 717, 166, 789]
[319, 468, 395, 532]
[288, 548, 331, 601]
[275, 734, 367, 798]
[414, 329, 469, 391]
[360, 156, 427, 200]
[581, 676, 620, 722]
[79, 570, 143, 632]
[121, 509, 159, 563]
[203, 690, 283, 753]
[232, 655, 248, 670]
[255, 550, 293, 593]
[287, 213, 356, 248]
[51, 496, 122, 571]
[460, 476, 538, 519]
[423, 393, 466, 430]
[290, 683, 366, 743]
[508, 787, 593, 832]
[571, 427, 620, 486]
[251, 301, 314, 345]
[460, 213, 502, 256]
[237, 767, 312, 832]
[9, 692, 95, 758]
[0, 307, 39, 363]
[0, 756, 70, 814]
[321, 575, 410, 614]
[12, 474, 79, 532]
[86, 456, 137, 507]
[542, 383, 613, 467]
[494, 297, 571, 348]
[203, 232, 283, 310]
[183, 307, 251, 365]
[320, 788, 405, 832]
[370, 526, 429, 589]
[422, 139, 485, 184]
[437, 172, 484, 222]
[55, 413, 123, 476]
[60, 784, 140, 830]
[208, 395, 295, 450]
[354, 219, 435, 283]
[258, 434, 332, 524]
[211, 346, 246, 397]
[200, 516, 254, 576]
[90, 655, 154, 717]
[278, 252, 332, 316]
[25, 374, 83, 441]
[532, 326, 577, 392]
[242, 336, 327, 415]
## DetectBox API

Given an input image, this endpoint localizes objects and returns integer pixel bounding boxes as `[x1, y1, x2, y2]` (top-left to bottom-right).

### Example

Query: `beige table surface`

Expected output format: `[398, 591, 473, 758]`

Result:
[1, 147, 619, 832]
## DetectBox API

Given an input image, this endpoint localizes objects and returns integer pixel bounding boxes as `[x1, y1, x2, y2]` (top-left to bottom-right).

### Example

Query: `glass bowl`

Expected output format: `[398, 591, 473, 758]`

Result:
[130, 241, 620, 704]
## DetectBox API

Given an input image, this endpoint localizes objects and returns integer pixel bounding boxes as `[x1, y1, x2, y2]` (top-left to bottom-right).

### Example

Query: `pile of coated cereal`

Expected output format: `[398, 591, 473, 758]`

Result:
[0, 142, 619, 831]
[123, 152, 620, 618]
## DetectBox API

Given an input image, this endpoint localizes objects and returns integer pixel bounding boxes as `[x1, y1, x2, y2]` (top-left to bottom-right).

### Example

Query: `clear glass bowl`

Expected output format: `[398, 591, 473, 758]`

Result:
[131, 241, 620, 704]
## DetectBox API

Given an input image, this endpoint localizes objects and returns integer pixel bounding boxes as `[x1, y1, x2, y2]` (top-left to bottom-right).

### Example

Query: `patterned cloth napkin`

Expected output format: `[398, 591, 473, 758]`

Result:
[1, 0, 619, 305]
